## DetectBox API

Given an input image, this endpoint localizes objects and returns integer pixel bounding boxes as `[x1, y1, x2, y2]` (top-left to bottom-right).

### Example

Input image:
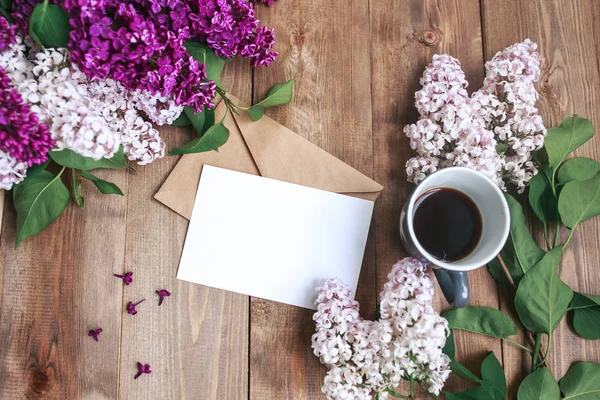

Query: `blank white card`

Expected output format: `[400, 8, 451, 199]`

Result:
[177, 166, 374, 310]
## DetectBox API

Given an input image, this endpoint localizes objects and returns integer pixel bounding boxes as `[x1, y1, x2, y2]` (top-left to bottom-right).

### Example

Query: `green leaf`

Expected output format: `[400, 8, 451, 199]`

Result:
[442, 330, 482, 383]
[20, 160, 50, 184]
[445, 387, 493, 400]
[487, 259, 512, 286]
[571, 293, 600, 340]
[71, 169, 84, 208]
[0, 7, 11, 21]
[450, 359, 481, 383]
[442, 330, 455, 358]
[184, 40, 226, 88]
[170, 113, 192, 127]
[570, 292, 600, 310]
[184, 106, 206, 133]
[496, 143, 508, 154]
[515, 246, 573, 334]
[517, 368, 560, 400]
[80, 170, 123, 195]
[529, 168, 559, 223]
[0, 0, 11, 11]
[558, 157, 600, 185]
[13, 169, 69, 246]
[247, 79, 295, 121]
[545, 115, 594, 173]
[203, 107, 215, 131]
[558, 173, 600, 229]
[247, 106, 266, 121]
[495, 194, 546, 284]
[442, 306, 518, 339]
[560, 362, 600, 399]
[29, 2, 72, 48]
[50, 147, 126, 170]
[169, 117, 229, 155]
[480, 352, 507, 400]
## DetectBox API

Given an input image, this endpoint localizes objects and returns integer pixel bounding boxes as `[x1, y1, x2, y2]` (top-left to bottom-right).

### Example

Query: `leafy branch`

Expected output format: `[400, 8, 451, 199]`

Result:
[446, 115, 600, 399]
[167, 40, 295, 155]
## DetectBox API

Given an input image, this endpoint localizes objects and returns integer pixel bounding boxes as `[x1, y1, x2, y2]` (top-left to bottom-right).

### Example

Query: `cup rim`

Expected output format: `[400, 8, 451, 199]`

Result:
[406, 167, 510, 272]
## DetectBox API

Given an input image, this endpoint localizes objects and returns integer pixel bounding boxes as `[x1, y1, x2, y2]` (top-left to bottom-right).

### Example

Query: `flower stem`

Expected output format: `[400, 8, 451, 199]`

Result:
[543, 223, 551, 250]
[536, 334, 552, 369]
[409, 378, 414, 397]
[563, 227, 576, 249]
[496, 254, 516, 288]
[418, 381, 439, 399]
[215, 87, 241, 116]
[505, 338, 532, 354]
[531, 333, 541, 372]
[553, 223, 560, 248]
[385, 388, 410, 399]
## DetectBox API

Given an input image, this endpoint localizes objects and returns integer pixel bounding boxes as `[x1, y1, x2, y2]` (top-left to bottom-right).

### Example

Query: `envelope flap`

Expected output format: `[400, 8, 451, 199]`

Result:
[154, 101, 259, 220]
[232, 108, 383, 194]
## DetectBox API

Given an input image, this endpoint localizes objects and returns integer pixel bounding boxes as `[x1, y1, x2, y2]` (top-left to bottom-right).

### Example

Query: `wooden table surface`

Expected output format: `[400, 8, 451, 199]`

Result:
[1, 1, 600, 399]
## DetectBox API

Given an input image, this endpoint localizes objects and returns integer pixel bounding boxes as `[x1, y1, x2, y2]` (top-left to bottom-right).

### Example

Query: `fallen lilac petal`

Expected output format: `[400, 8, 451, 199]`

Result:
[114, 271, 134, 285]
[88, 328, 103, 342]
[127, 299, 145, 315]
[156, 289, 171, 306]
[134, 362, 152, 379]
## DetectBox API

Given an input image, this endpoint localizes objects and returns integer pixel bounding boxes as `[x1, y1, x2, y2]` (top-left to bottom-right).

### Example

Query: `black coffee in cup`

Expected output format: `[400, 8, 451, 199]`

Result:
[412, 187, 482, 262]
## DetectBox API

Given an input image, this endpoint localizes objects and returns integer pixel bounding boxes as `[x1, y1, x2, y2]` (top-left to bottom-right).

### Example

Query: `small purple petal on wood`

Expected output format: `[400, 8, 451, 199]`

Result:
[156, 289, 171, 306]
[88, 328, 103, 342]
[134, 362, 152, 379]
[114, 271, 133, 285]
[127, 299, 145, 315]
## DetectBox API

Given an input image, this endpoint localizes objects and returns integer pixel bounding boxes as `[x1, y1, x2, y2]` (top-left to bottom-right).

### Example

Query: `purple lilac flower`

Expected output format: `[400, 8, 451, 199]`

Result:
[254, 0, 275, 5]
[10, 0, 277, 110]
[127, 299, 145, 315]
[0, 67, 54, 167]
[134, 362, 151, 379]
[114, 271, 134, 285]
[156, 289, 171, 306]
[189, 0, 278, 67]
[88, 328, 103, 342]
[8, 0, 37, 33]
[0, 16, 17, 51]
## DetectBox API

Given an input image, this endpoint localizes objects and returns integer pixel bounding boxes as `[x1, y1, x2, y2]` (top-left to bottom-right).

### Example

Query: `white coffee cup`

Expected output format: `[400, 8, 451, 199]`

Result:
[400, 167, 510, 307]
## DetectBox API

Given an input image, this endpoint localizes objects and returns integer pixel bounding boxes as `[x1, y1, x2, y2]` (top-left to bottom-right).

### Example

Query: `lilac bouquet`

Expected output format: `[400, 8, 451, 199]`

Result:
[404, 40, 546, 192]
[312, 258, 451, 399]
[0, 0, 294, 245]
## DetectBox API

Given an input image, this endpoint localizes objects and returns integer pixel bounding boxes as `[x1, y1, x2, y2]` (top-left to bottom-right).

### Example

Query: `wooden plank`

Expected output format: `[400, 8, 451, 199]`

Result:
[370, 0, 502, 395]
[0, 167, 129, 399]
[117, 57, 252, 400]
[77, 169, 129, 399]
[481, 0, 600, 396]
[0, 190, 4, 236]
[249, 0, 376, 398]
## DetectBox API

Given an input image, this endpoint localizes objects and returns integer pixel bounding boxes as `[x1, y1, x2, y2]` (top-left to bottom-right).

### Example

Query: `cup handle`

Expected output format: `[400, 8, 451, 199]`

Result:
[433, 269, 470, 308]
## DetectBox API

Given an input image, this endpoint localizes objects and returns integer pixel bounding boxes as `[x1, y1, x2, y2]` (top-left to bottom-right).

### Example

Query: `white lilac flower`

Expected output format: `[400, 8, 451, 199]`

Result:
[0, 35, 170, 165]
[120, 110, 166, 165]
[0, 149, 27, 190]
[129, 89, 184, 126]
[312, 258, 451, 399]
[404, 39, 546, 192]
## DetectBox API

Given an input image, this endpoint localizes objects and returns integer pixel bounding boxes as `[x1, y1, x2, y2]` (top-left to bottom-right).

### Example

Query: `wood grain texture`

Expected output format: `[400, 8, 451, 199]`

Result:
[369, 0, 502, 395]
[250, 1, 376, 398]
[117, 56, 252, 400]
[0, 191, 4, 237]
[482, 0, 600, 396]
[0, 167, 128, 399]
[1, 1, 600, 399]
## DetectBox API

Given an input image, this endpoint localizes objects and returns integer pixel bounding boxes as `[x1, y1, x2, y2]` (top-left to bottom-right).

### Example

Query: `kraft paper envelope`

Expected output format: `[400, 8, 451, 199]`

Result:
[154, 96, 384, 220]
